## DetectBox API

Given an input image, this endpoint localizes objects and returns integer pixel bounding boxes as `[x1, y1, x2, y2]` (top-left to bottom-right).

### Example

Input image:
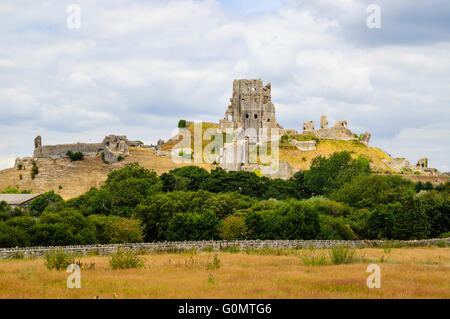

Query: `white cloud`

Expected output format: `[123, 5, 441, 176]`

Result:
[0, 0, 449, 171]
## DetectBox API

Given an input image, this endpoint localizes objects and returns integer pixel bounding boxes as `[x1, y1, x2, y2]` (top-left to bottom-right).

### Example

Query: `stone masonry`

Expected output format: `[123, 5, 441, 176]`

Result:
[0, 238, 448, 259]
[30, 135, 130, 164]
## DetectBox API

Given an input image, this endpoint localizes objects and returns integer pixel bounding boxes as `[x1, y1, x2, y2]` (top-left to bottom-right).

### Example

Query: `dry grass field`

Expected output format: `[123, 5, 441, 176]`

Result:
[0, 247, 448, 299]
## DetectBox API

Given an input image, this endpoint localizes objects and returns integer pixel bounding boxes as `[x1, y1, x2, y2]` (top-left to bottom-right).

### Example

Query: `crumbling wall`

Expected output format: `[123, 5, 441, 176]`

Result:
[34, 142, 103, 159]
[382, 158, 415, 172]
[102, 135, 130, 163]
[302, 115, 357, 141]
[32, 135, 129, 163]
[302, 121, 315, 135]
[360, 132, 371, 146]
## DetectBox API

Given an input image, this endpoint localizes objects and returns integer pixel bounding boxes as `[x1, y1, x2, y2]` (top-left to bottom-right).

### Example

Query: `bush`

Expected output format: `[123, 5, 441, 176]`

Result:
[30, 163, 39, 179]
[66, 151, 84, 162]
[436, 240, 447, 248]
[44, 249, 75, 270]
[318, 215, 357, 240]
[109, 249, 145, 270]
[88, 215, 144, 244]
[439, 232, 450, 238]
[301, 252, 329, 266]
[329, 246, 355, 265]
[218, 215, 247, 240]
[206, 254, 221, 270]
[178, 119, 187, 128]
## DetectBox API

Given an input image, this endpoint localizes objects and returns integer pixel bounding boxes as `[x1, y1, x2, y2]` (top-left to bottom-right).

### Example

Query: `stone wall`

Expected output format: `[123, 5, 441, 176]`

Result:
[34, 143, 103, 159]
[1, 238, 448, 259]
[32, 135, 130, 164]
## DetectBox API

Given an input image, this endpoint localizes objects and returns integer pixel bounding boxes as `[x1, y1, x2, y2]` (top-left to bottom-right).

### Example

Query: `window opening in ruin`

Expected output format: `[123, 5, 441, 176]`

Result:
[254, 114, 258, 119]
[245, 114, 249, 119]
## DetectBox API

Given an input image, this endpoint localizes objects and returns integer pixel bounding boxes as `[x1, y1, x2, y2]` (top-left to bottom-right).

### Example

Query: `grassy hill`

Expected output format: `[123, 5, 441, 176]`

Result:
[280, 139, 392, 171]
[0, 148, 213, 200]
[1, 127, 446, 200]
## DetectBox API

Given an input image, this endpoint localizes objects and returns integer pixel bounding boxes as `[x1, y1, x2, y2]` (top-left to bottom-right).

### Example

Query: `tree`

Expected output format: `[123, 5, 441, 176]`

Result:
[330, 175, 415, 209]
[392, 200, 431, 240]
[166, 210, 220, 241]
[218, 215, 247, 240]
[29, 191, 64, 216]
[0, 222, 30, 247]
[161, 166, 209, 192]
[304, 152, 371, 195]
[88, 215, 143, 244]
[318, 215, 357, 240]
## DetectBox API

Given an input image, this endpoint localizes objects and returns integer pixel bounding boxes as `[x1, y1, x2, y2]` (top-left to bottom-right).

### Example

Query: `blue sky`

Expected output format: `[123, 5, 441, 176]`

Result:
[0, 0, 449, 171]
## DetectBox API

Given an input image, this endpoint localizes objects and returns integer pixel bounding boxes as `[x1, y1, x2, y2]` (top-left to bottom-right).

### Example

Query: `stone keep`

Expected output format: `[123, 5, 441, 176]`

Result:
[219, 79, 281, 141]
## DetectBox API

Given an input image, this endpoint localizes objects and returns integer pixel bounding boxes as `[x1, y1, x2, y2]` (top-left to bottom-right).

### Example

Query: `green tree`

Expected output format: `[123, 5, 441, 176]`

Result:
[304, 152, 371, 195]
[29, 191, 64, 216]
[166, 210, 220, 241]
[218, 215, 247, 240]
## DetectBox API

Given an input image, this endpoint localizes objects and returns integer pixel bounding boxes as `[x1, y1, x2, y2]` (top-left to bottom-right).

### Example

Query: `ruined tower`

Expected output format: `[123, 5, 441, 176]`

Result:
[219, 79, 280, 141]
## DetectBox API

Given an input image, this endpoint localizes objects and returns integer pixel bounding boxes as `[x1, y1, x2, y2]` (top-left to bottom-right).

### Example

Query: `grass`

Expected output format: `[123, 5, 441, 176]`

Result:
[109, 249, 145, 270]
[0, 247, 448, 298]
[329, 246, 356, 265]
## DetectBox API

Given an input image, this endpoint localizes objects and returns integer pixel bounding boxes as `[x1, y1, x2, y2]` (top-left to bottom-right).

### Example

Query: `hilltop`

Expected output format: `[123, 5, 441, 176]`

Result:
[1, 137, 445, 200]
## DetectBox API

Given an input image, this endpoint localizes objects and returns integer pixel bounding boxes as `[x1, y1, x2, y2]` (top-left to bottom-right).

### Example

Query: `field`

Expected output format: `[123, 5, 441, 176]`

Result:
[0, 247, 449, 299]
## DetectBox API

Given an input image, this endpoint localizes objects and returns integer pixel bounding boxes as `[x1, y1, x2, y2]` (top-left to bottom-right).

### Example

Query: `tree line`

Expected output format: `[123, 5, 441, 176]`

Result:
[0, 151, 448, 247]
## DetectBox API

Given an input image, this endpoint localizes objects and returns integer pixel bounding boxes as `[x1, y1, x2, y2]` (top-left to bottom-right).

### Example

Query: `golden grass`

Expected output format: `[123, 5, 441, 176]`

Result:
[280, 139, 392, 171]
[0, 247, 448, 299]
[0, 147, 213, 200]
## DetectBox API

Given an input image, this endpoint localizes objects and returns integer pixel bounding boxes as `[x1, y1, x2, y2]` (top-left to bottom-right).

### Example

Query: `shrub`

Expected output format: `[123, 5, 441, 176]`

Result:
[66, 151, 84, 162]
[218, 215, 247, 240]
[178, 119, 187, 128]
[301, 252, 329, 266]
[221, 245, 240, 253]
[439, 232, 450, 238]
[206, 254, 221, 270]
[329, 245, 355, 265]
[30, 163, 39, 179]
[436, 240, 447, 248]
[109, 249, 145, 270]
[45, 249, 75, 270]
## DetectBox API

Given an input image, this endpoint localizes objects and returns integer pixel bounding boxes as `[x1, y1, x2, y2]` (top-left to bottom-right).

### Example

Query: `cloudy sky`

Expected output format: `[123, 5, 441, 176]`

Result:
[0, 0, 449, 171]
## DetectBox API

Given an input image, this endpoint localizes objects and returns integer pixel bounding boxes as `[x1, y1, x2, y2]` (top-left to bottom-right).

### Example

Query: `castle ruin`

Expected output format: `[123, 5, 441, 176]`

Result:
[219, 79, 282, 141]
[15, 135, 132, 169]
[218, 79, 293, 179]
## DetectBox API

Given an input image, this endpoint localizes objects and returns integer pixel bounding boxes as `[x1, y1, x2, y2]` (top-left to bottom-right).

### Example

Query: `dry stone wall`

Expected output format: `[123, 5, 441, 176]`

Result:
[0, 239, 448, 259]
